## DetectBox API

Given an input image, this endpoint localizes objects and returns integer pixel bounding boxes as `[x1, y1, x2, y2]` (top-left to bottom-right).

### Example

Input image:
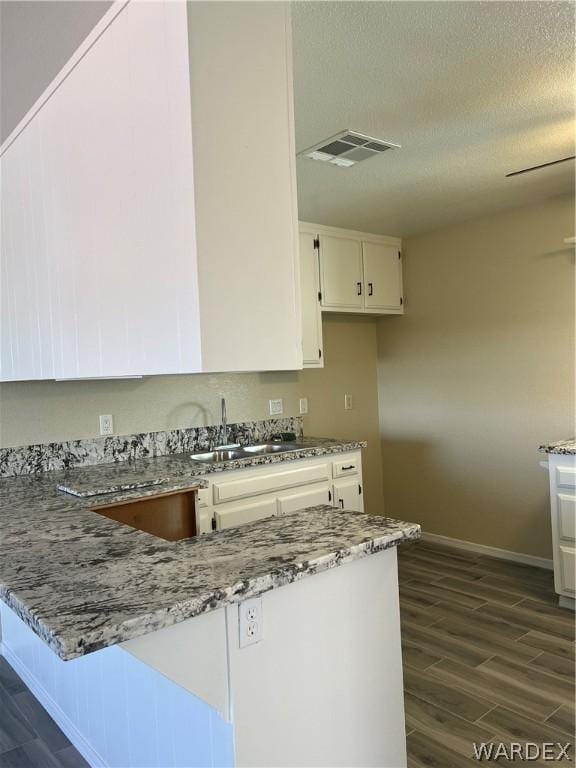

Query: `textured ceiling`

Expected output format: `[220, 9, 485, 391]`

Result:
[2, 1, 574, 238]
[0, 1, 112, 143]
[292, 1, 575, 236]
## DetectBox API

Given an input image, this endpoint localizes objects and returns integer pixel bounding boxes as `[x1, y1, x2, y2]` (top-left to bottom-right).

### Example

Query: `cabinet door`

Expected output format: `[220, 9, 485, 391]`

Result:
[362, 242, 403, 312]
[558, 494, 576, 542]
[215, 497, 277, 530]
[559, 545, 576, 594]
[1, 117, 58, 380]
[299, 232, 324, 367]
[319, 235, 363, 311]
[277, 484, 331, 515]
[188, 3, 301, 373]
[333, 478, 363, 513]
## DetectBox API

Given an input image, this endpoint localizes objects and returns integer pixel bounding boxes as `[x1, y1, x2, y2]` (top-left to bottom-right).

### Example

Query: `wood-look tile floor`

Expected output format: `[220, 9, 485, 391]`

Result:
[0, 541, 574, 768]
[399, 539, 576, 767]
[0, 657, 88, 768]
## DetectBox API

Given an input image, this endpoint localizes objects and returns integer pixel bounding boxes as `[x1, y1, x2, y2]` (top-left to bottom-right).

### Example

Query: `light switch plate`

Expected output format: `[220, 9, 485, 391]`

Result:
[344, 394, 353, 410]
[269, 398, 283, 416]
[299, 397, 308, 415]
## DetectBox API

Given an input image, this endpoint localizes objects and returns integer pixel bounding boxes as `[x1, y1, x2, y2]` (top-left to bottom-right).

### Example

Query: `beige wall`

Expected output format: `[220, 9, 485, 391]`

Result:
[377, 194, 575, 559]
[0, 315, 384, 515]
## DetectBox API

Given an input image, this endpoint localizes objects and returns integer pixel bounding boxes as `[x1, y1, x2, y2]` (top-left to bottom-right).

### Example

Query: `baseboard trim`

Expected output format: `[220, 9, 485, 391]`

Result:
[420, 531, 554, 571]
[0, 642, 107, 768]
[559, 595, 575, 611]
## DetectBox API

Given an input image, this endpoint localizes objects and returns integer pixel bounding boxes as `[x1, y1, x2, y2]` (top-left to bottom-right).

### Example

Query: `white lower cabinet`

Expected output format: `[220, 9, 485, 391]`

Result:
[559, 545, 576, 594]
[277, 484, 331, 516]
[215, 498, 278, 531]
[547, 453, 576, 603]
[212, 462, 331, 504]
[200, 451, 363, 532]
[333, 477, 363, 513]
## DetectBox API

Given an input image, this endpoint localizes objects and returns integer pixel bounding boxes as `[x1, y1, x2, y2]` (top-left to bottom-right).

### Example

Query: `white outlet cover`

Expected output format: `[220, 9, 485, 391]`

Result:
[344, 394, 353, 410]
[269, 398, 283, 416]
[299, 397, 308, 415]
[99, 414, 114, 436]
[239, 597, 263, 648]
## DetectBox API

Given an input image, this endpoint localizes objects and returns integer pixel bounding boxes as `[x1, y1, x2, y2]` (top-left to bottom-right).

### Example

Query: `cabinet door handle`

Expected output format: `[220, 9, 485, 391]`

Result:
[368, 282, 373, 296]
[339, 499, 344, 509]
[328, 490, 332, 502]
[357, 282, 362, 296]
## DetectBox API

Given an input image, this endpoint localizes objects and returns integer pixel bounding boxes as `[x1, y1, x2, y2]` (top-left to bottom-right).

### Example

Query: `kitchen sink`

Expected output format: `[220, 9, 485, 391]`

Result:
[190, 448, 246, 463]
[242, 443, 304, 455]
[190, 443, 307, 463]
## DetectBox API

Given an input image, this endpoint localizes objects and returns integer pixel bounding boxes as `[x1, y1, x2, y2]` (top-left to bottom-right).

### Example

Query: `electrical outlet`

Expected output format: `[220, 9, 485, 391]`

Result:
[299, 397, 308, 415]
[344, 394, 353, 410]
[239, 597, 263, 647]
[99, 414, 114, 436]
[269, 398, 283, 416]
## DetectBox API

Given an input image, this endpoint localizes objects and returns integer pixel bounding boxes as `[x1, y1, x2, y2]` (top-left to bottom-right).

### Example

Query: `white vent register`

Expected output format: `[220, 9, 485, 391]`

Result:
[299, 130, 400, 167]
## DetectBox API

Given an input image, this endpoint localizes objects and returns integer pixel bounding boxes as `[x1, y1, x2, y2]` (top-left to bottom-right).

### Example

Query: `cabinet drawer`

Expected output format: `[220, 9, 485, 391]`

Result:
[556, 466, 576, 489]
[558, 494, 576, 542]
[333, 456, 360, 478]
[215, 497, 277, 530]
[213, 463, 331, 504]
[559, 545, 575, 594]
[277, 484, 331, 516]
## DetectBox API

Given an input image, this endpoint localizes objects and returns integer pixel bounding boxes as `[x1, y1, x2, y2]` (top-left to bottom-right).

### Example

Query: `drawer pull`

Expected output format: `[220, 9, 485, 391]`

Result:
[341, 465, 355, 471]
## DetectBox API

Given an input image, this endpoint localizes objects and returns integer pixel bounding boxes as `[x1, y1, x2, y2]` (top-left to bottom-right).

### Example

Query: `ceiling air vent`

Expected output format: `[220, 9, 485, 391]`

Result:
[299, 130, 401, 167]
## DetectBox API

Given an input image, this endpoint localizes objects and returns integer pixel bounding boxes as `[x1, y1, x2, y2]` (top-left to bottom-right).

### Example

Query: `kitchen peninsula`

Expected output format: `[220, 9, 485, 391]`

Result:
[0, 437, 419, 768]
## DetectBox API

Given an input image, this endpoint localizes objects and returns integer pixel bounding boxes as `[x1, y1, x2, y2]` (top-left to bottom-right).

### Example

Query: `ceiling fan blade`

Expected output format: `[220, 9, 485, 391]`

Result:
[505, 155, 575, 178]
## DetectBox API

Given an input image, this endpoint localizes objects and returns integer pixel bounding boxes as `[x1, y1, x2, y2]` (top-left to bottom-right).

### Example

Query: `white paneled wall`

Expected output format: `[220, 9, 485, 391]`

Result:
[0, 1, 202, 380]
[1, 1, 303, 381]
[0, 603, 234, 768]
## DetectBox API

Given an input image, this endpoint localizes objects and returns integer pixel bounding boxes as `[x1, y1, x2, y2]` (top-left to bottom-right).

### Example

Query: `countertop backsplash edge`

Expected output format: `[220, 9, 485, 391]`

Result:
[0, 416, 304, 477]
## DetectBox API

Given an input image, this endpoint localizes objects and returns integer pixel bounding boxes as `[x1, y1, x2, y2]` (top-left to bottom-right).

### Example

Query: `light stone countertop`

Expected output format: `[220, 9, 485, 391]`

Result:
[0, 437, 419, 661]
[539, 438, 576, 456]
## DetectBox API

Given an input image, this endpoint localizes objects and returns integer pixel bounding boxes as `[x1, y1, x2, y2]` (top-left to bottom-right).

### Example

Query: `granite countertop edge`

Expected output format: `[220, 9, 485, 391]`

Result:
[538, 438, 576, 456]
[0, 437, 420, 663]
[0, 509, 420, 661]
[56, 438, 369, 499]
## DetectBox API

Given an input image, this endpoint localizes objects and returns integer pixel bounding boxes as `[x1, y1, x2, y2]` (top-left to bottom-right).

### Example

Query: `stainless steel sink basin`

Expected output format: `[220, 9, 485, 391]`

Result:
[190, 449, 246, 463]
[242, 443, 304, 455]
[190, 442, 307, 463]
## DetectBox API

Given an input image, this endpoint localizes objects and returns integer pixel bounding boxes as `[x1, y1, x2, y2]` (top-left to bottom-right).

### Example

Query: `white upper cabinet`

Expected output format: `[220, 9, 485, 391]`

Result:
[298, 230, 324, 367]
[301, 223, 403, 317]
[0, 0, 301, 380]
[319, 235, 364, 310]
[363, 241, 403, 312]
[188, 2, 301, 373]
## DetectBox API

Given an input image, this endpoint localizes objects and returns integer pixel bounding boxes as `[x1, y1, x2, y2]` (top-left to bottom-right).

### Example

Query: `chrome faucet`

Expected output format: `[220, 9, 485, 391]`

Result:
[221, 397, 227, 447]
